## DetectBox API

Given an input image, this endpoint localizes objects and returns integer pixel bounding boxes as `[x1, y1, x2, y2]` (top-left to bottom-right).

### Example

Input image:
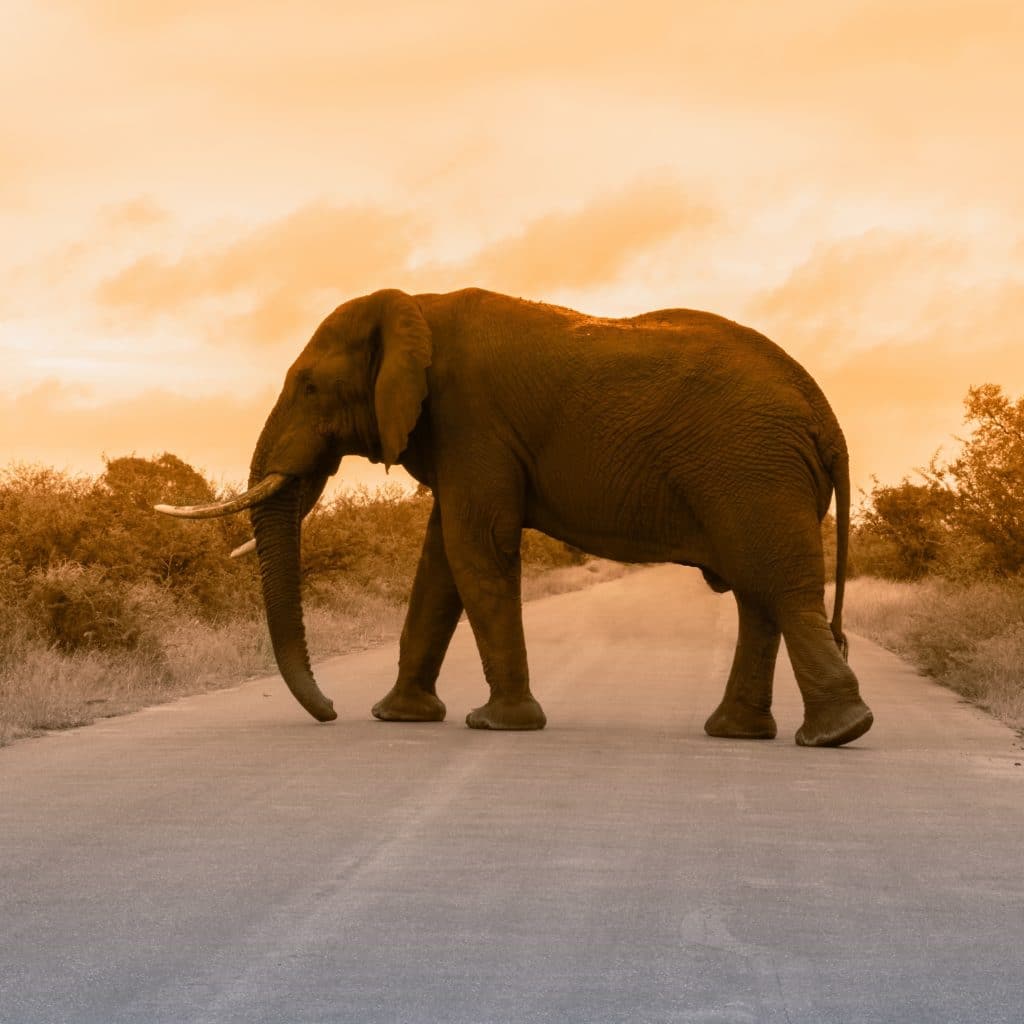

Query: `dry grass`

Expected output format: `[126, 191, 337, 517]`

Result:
[840, 576, 1024, 731]
[0, 559, 624, 747]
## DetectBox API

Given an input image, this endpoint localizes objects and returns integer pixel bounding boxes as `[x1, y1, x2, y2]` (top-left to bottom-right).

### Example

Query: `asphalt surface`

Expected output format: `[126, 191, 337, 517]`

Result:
[2, 565, 1023, 1024]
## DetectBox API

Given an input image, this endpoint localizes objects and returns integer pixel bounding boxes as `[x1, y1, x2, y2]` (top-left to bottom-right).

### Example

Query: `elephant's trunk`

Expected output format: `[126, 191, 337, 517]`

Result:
[250, 479, 337, 723]
[230, 470, 331, 559]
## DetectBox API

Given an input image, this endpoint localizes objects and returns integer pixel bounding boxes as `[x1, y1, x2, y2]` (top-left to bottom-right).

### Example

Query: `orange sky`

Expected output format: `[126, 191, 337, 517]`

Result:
[2, 1, 1022, 499]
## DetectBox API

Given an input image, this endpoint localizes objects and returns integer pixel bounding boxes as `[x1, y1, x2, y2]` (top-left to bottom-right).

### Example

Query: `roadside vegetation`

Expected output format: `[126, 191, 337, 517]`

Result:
[3, 383, 1020, 745]
[0, 455, 609, 746]
[843, 385, 1024, 731]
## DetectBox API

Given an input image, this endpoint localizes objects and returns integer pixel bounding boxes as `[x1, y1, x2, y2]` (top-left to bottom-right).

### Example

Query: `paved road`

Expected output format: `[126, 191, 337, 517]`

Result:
[2, 566, 1022, 1024]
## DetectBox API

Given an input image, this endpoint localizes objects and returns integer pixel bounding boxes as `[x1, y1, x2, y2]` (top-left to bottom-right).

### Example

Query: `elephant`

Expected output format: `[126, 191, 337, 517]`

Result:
[157, 287, 873, 747]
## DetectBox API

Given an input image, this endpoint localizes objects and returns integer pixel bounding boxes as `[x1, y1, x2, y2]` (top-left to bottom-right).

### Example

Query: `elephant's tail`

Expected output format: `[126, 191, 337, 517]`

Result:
[830, 449, 851, 662]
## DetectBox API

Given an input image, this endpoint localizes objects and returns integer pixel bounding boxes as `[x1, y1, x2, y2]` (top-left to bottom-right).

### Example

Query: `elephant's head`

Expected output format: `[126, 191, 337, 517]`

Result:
[155, 289, 432, 721]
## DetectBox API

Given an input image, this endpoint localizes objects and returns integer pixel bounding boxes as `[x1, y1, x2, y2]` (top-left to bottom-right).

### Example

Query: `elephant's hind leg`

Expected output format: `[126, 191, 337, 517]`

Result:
[705, 595, 780, 740]
[372, 502, 458, 723]
[781, 607, 873, 747]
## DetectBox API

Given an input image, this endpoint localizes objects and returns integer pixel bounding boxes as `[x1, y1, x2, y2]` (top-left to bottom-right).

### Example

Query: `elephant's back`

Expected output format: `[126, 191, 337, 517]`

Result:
[579, 307, 848, 509]
[433, 289, 847, 470]
[621, 307, 846, 461]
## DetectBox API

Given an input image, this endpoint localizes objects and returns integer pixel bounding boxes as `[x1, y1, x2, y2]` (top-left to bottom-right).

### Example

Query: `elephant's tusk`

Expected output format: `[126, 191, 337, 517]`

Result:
[230, 538, 257, 558]
[154, 473, 292, 519]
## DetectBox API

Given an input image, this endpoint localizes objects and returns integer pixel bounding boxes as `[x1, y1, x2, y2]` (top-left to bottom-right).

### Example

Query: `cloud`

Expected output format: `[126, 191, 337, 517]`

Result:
[446, 178, 715, 299]
[750, 229, 971, 364]
[9, 1, 1021, 230]
[41, 1, 1018, 135]
[99, 197, 170, 232]
[806, 0, 1022, 71]
[94, 180, 714, 342]
[49, 0, 252, 30]
[0, 194, 177, 321]
[747, 229, 1024, 487]
[96, 202, 423, 345]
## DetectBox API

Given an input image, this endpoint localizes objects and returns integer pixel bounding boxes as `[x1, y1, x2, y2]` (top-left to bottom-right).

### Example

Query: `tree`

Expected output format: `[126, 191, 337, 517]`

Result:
[88, 454, 258, 615]
[858, 385, 1024, 579]
[857, 478, 953, 579]
[936, 384, 1024, 576]
[99, 453, 215, 510]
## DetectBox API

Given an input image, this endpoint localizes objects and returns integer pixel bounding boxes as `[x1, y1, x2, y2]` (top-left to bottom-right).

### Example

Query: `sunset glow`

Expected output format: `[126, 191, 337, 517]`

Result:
[3, 1, 1022, 493]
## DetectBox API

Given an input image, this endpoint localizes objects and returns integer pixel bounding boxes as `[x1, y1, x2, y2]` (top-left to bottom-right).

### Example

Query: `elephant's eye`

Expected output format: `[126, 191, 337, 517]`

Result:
[303, 381, 317, 398]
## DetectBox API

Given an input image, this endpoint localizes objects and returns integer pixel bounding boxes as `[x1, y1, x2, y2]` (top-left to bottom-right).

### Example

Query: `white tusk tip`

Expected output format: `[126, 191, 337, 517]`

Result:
[230, 538, 257, 558]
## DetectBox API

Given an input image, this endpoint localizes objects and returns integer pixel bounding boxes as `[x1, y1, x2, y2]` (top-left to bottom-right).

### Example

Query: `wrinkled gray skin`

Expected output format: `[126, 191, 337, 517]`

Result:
[174, 288, 873, 747]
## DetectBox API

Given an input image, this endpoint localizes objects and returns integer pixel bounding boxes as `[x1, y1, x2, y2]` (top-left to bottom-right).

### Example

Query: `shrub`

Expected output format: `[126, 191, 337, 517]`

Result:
[0, 465, 95, 571]
[0, 457, 260, 621]
[301, 483, 432, 604]
[856, 385, 1024, 581]
[92, 454, 260, 618]
[2, 455, 589, 671]
[25, 562, 171, 656]
[0, 453, 603, 745]
[942, 385, 1024, 576]
[522, 530, 587, 570]
[0, 555, 34, 668]
[856, 479, 953, 579]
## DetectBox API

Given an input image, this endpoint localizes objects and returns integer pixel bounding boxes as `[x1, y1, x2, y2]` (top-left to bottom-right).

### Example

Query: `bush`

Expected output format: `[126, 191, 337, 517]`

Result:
[92, 454, 260, 618]
[522, 531, 588, 571]
[942, 385, 1024, 575]
[0, 453, 600, 745]
[856, 479, 953, 580]
[0, 555, 34, 668]
[25, 562, 171, 656]
[1, 456, 589, 663]
[856, 385, 1024, 581]
[0, 465, 95, 571]
[0, 457, 260, 622]
[301, 483, 433, 604]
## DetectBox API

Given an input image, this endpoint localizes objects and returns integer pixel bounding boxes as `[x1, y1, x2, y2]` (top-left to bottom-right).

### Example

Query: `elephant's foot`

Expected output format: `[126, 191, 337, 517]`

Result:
[466, 695, 547, 731]
[372, 686, 446, 723]
[796, 699, 873, 747]
[704, 701, 777, 740]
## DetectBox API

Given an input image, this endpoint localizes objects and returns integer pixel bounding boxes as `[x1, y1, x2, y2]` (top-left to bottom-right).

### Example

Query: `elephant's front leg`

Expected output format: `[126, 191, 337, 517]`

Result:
[372, 502, 461, 723]
[704, 594, 780, 740]
[440, 494, 546, 731]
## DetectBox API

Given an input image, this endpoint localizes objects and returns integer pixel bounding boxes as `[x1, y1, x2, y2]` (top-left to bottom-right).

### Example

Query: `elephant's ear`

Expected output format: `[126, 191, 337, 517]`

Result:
[374, 290, 433, 468]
